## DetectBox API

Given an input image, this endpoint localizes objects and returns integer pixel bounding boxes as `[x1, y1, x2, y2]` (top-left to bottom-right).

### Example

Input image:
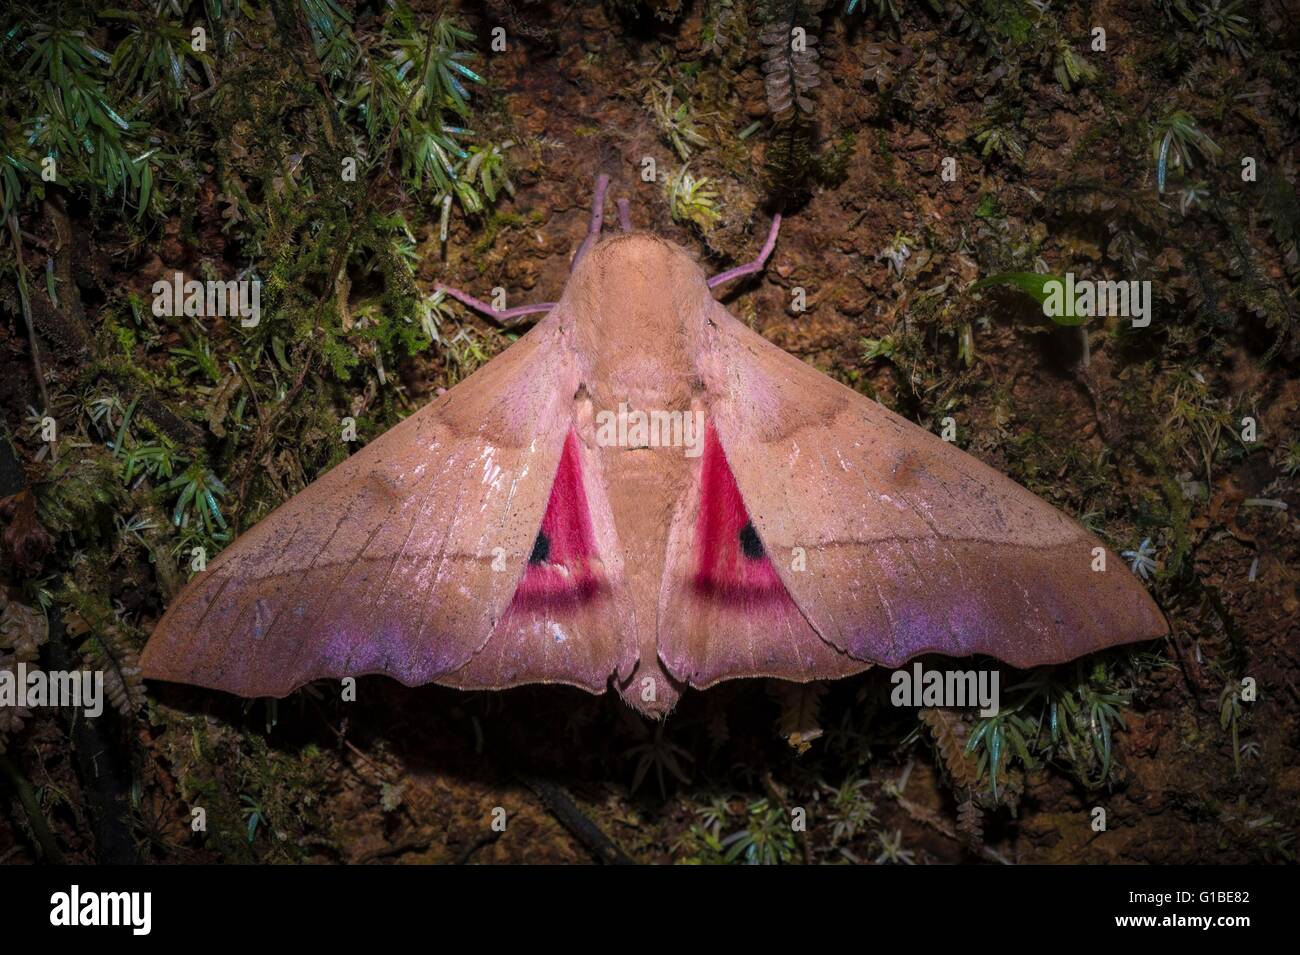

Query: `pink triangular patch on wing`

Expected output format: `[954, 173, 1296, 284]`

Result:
[507, 429, 607, 610]
[692, 423, 796, 607]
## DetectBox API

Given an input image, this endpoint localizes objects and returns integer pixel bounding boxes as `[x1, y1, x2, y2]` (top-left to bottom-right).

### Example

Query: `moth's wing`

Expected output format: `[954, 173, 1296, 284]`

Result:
[142, 314, 633, 697]
[658, 420, 869, 689]
[439, 429, 639, 693]
[662, 306, 1166, 683]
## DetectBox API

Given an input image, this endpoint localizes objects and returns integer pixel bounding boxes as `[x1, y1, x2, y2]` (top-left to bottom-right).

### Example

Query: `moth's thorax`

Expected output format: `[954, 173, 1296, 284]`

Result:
[564, 232, 713, 407]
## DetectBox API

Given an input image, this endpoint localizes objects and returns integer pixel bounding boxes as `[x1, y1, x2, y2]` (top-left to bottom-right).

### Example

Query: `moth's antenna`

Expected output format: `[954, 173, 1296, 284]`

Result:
[570, 174, 611, 271]
[432, 181, 624, 327]
[707, 214, 783, 290]
[433, 176, 615, 324]
[433, 285, 556, 324]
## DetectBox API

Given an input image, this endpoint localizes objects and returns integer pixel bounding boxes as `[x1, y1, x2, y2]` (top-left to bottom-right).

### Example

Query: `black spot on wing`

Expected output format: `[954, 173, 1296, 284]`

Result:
[529, 530, 551, 565]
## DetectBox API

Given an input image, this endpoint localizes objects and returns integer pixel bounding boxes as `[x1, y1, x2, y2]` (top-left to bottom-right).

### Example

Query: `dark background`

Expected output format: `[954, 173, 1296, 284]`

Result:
[0, 0, 1297, 864]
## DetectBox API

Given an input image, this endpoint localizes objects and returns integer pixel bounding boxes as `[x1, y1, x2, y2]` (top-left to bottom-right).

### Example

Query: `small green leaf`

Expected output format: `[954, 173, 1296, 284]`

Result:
[971, 272, 1087, 326]
[990, 724, 1002, 800]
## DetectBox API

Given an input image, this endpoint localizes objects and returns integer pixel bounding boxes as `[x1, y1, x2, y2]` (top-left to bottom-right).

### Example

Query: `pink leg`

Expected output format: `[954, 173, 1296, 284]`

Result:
[433, 284, 555, 323]
[706, 214, 783, 289]
[571, 174, 610, 271]
[616, 198, 632, 232]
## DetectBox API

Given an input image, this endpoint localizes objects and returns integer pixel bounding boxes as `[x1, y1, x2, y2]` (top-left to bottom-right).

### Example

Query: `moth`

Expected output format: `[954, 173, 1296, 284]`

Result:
[142, 177, 1167, 717]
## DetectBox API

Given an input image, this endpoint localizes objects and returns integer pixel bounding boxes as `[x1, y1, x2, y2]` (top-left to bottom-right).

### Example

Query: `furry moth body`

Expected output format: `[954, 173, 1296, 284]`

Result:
[141, 231, 1166, 717]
